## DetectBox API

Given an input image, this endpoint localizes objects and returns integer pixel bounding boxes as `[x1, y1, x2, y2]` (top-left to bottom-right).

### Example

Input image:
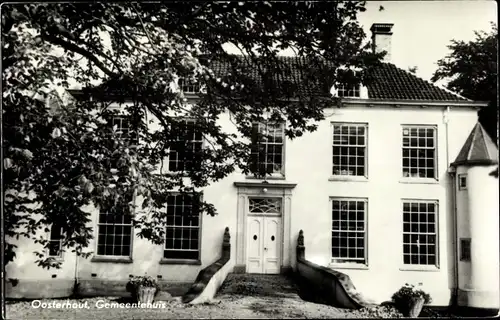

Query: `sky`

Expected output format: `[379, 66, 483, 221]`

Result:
[357, 0, 497, 83]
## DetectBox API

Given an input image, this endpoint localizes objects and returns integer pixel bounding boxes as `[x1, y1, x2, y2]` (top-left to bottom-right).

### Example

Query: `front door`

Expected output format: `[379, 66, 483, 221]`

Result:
[246, 216, 281, 274]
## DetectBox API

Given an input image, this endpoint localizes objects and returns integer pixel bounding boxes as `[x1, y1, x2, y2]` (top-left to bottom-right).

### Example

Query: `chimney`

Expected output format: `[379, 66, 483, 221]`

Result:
[370, 23, 394, 62]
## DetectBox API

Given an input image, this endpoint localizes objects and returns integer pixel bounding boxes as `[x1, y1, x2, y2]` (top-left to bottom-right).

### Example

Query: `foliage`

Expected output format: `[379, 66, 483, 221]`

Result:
[391, 283, 432, 306]
[432, 23, 498, 142]
[2, 2, 383, 268]
[126, 275, 160, 299]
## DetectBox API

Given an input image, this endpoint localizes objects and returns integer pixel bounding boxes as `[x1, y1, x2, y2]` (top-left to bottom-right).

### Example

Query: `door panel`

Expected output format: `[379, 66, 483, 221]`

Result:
[247, 217, 264, 273]
[263, 217, 280, 274]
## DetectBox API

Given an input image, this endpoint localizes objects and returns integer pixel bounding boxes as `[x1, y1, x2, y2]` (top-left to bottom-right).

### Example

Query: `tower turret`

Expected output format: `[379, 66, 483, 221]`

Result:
[450, 122, 499, 311]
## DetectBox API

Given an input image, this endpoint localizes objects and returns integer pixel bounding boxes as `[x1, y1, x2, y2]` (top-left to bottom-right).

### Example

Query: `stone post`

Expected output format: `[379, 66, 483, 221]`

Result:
[222, 227, 231, 261]
[296, 229, 305, 261]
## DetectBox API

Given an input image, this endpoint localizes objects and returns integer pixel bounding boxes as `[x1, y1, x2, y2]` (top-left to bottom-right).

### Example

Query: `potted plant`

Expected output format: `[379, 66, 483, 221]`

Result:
[391, 283, 432, 318]
[126, 275, 160, 304]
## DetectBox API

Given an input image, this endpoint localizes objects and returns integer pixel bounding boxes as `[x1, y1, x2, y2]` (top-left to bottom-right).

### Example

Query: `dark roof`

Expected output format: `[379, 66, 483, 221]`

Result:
[366, 63, 466, 101]
[451, 122, 498, 167]
[70, 56, 467, 102]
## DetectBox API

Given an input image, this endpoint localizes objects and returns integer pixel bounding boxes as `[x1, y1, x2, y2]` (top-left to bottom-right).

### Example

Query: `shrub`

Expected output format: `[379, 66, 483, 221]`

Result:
[391, 283, 432, 315]
[126, 275, 160, 299]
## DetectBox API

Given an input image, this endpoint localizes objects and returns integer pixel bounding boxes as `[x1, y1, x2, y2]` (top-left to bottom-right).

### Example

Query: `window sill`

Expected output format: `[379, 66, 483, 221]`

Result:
[159, 258, 201, 265]
[399, 265, 440, 272]
[91, 256, 133, 264]
[245, 175, 286, 181]
[329, 176, 368, 182]
[329, 263, 369, 270]
[399, 178, 439, 185]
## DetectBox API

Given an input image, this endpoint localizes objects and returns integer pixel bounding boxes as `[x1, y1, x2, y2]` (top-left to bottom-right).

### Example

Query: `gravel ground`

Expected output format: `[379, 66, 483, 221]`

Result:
[6, 274, 405, 319]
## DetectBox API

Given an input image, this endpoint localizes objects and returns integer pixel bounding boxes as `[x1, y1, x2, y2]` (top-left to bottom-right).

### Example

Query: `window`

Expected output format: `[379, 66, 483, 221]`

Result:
[168, 119, 203, 172]
[402, 200, 438, 266]
[458, 174, 467, 190]
[48, 224, 63, 258]
[402, 126, 437, 178]
[164, 194, 201, 260]
[332, 123, 367, 176]
[249, 198, 282, 214]
[331, 198, 367, 264]
[178, 79, 201, 94]
[460, 238, 471, 261]
[96, 212, 133, 257]
[250, 122, 285, 177]
[337, 84, 360, 98]
[109, 115, 138, 144]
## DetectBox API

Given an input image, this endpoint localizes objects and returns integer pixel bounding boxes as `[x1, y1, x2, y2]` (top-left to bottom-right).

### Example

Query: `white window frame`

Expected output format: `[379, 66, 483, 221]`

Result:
[178, 78, 202, 95]
[331, 122, 368, 179]
[109, 114, 139, 144]
[401, 199, 439, 270]
[458, 174, 467, 190]
[47, 224, 64, 259]
[401, 125, 438, 180]
[95, 212, 134, 259]
[163, 193, 202, 262]
[330, 197, 368, 268]
[248, 121, 286, 179]
[167, 118, 204, 173]
[337, 83, 361, 98]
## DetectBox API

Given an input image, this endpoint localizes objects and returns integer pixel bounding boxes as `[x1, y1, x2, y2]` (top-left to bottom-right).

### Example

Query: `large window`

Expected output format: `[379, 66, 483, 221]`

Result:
[331, 198, 367, 264]
[332, 123, 367, 176]
[48, 224, 63, 258]
[402, 200, 438, 266]
[168, 119, 203, 172]
[96, 212, 133, 257]
[164, 194, 201, 260]
[402, 126, 436, 178]
[250, 122, 285, 176]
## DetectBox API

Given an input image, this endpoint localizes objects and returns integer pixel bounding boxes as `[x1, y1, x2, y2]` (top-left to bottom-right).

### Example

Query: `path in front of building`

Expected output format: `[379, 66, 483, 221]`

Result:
[6, 274, 355, 319]
[211, 273, 354, 318]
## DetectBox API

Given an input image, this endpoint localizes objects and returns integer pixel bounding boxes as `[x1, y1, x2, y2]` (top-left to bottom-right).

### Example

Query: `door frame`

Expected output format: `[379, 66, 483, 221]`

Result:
[233, 181, 296, 273]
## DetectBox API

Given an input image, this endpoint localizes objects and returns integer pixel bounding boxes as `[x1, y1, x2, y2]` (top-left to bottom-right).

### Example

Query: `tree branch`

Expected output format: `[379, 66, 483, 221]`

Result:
[42, 33, 119, 78]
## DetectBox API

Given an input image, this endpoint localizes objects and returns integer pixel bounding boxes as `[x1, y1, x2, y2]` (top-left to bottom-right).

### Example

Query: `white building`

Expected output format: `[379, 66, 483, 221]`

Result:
[6, 23, 499, 312]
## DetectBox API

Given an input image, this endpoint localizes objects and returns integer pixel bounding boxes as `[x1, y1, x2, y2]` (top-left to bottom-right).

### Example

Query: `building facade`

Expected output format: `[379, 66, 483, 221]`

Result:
[6, 23, 499, 310]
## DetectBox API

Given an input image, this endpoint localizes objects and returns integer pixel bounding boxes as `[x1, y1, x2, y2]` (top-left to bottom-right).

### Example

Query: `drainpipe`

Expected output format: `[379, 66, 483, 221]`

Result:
[444, 106, 459, 307]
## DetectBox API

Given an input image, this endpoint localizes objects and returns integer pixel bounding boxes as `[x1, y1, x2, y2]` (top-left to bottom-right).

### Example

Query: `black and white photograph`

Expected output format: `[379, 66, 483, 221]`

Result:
[2, 1, 498, 318]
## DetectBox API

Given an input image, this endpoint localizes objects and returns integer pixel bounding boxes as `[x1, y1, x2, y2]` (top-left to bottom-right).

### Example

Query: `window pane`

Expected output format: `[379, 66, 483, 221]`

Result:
[164, 194, 201, 260]
[333, 124, 367, 177]
[402, 126, 436, 178]
[402, 201, 438, 266]
[331, 199, 366, 264]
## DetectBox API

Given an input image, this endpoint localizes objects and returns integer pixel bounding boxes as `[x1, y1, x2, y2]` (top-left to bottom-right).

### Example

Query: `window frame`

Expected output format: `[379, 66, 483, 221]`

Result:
[178, 78, 202, 95]
[94, 211, 134, 261]
[400, 199, 440, 270]
[47, 224, 64, 260]
[108, 114, 140, 145]
[458, 174, 467, 191]
[166, 118, 205, 174]
[329, 197, 369, 268]
[160, 192, 203, 264]
[401, 125, 438, 181]
[336, 83, 361, 98]
[247, 121, 286, 179]
[331, 122, 368, 180]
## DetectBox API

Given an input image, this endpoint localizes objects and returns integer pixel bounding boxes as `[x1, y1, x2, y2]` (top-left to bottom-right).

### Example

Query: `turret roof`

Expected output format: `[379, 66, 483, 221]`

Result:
[451, 122, 498, 166]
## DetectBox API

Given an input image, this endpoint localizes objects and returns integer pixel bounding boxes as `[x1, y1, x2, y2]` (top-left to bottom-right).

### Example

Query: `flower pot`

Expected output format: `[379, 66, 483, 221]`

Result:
[407, 297, 425, 318]
[137, 285, 156, 304]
